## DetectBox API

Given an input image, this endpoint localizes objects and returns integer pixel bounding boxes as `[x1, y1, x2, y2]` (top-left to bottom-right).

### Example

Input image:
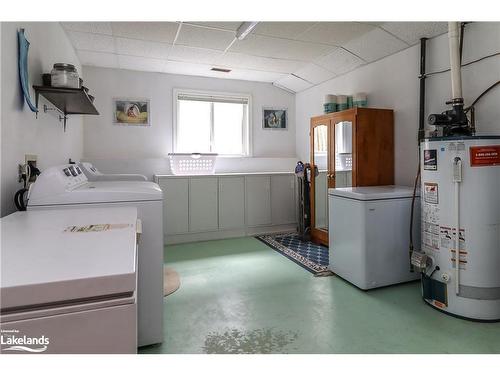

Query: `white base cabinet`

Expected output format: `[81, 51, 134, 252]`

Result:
[162, 178, 189, 235]
[155, 173, 297, 244]
[245, 175, 272, 226]
[189, 177, 218, 232]
[219, 177, 245, 230]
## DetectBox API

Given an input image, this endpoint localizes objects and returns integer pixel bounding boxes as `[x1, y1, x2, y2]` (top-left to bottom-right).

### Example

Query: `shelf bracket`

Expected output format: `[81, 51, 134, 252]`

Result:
[43, 104, 68, 132]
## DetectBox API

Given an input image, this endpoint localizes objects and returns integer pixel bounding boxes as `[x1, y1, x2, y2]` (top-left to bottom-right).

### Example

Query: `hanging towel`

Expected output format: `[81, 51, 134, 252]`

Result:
[18, 29, 38, 112]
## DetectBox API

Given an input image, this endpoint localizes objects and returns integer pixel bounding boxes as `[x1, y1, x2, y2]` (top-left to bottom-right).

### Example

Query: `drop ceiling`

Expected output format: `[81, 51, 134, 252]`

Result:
[62, 21, 448, 93]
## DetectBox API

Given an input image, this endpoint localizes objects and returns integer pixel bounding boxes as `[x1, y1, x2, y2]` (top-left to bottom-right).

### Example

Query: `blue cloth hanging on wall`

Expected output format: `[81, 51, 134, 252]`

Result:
[18, 28, 38, 112]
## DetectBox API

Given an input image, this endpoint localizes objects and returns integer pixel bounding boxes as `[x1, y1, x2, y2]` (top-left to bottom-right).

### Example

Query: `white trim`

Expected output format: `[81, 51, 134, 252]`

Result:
[172, 88, 252, 157]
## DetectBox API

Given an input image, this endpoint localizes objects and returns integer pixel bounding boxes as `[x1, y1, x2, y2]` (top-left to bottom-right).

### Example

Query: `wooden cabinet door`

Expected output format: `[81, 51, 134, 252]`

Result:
[245, 175, 272, 226]
[160, 178, 189, 235]
[355, 108, 394, 186]
[310, 116, 330, 245]
[271, 174, 296, 225]
[189, 177, 218, 232]
[219, 177, 245, 230]
[330, 112, 355, 188]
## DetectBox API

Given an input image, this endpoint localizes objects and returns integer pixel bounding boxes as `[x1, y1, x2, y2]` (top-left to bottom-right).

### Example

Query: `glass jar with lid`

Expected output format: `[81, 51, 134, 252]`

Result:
[51, 63, 80, 88]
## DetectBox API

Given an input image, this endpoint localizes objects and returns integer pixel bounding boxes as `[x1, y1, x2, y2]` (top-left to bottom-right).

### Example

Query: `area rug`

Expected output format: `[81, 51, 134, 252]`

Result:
[255, 232, 331, 275]
[164, 266, 180, 296]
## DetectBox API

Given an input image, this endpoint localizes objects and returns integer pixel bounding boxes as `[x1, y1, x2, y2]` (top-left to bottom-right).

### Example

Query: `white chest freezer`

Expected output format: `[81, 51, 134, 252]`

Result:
[0, 207, 139, 354]
[328, 185, 420, 290]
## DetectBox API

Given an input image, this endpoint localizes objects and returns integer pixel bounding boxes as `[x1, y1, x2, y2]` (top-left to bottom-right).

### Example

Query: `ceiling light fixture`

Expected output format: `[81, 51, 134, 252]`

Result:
[235, 22, 259, 40]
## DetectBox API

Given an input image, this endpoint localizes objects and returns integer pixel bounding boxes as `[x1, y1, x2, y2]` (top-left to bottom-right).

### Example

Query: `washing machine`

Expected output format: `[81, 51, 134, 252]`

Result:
[27, 164, 164, 347]
[79, 162, 147, 181]
[1, 207, 138, 354]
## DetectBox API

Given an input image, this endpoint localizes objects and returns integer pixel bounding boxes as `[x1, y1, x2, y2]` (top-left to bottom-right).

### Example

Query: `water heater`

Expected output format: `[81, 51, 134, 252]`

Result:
[417, 136, 500, 321]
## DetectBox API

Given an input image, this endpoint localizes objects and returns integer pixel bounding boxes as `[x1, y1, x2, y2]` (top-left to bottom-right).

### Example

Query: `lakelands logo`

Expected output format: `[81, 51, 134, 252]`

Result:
[1, 329, 50, 353]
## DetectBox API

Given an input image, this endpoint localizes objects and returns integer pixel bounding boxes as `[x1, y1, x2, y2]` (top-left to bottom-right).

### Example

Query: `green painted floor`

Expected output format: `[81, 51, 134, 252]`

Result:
[139, 237, 500, 354]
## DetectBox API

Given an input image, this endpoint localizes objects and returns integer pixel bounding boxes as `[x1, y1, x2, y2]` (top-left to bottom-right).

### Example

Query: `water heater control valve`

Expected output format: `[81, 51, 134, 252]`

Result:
[441, 273, 451, 283]
[411, 251, 429, 273]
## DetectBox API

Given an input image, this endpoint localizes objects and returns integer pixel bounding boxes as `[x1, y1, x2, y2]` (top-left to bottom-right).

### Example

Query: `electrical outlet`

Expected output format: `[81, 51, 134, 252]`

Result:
[25, 154, 37, 167]
[18, 154, 39, 184]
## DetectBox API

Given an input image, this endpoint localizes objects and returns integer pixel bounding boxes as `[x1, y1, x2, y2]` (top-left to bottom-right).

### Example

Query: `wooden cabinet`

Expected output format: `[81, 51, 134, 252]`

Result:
[219, 177, 245, 230]
[246, 175, 272, 226]
[189, 177, 218, 232]
[310, 107, 394, 246]
[159, 178, 189, 235]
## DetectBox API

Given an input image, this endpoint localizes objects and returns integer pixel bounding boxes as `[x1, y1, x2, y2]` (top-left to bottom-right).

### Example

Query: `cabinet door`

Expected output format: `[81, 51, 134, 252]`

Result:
[219, 177, 245, 230]
[335, 171, 347, 188]
[271, 174, 296, 225]
[189, 177, 218, 232]
[160, 178, 189, 235]
[245, 175, 271, 226]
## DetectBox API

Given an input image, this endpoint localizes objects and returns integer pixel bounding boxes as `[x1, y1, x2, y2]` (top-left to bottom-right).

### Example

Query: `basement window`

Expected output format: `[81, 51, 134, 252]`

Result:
[174, 90, 251, 156]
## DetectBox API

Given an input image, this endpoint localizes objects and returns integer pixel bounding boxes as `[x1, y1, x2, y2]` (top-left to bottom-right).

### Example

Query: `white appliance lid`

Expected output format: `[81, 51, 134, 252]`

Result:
[328, 185, 419, 200]
[0, 207, 138, 311]
[29, 181, 162, 206]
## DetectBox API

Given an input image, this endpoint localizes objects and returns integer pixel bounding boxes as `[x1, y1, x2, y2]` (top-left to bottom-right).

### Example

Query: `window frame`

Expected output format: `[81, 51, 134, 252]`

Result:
[173, 88, 252, 157]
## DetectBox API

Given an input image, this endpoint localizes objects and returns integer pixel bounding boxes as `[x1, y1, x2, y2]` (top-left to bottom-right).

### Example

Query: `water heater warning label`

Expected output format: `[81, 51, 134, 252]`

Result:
[440, 226, 467, 270]
[422, 199, 440, 252]
[470, 145, 500, 167]
[424, 183, 439, 204]
[424, 149, 438, 170]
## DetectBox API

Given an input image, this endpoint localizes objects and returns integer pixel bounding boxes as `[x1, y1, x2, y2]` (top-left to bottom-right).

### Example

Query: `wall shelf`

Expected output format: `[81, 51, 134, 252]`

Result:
[33, 85, 99, 130]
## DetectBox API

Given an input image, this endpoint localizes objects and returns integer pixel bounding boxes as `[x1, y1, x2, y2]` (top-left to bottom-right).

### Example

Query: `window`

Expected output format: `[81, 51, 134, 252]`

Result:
[174, 90, 251, 156]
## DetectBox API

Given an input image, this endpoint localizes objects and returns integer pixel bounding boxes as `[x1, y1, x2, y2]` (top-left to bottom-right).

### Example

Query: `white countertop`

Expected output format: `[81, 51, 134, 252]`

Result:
[155, 171, 295, 178]
[1, 207, 138, 310]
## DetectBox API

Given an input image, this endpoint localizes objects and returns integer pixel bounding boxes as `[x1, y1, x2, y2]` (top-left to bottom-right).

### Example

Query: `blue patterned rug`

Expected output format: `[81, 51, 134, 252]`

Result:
[255, 232, 330, 275]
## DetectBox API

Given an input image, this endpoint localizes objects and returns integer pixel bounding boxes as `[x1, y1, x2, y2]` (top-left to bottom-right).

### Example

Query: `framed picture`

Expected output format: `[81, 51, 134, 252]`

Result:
[113, 98, 150, 126]
[262, 107, 287, 130]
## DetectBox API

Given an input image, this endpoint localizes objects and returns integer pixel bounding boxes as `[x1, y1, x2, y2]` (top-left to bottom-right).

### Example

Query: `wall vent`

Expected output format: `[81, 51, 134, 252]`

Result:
[211, 67, 231, 73]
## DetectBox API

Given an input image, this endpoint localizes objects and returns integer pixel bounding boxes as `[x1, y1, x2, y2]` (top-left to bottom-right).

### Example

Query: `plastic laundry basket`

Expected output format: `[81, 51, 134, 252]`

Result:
[168, 153, 218, 175]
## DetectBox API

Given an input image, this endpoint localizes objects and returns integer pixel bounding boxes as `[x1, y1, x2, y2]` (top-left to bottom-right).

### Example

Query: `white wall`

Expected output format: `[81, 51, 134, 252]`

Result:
[1, 22, 83, 216]
[296, 22, 500, 186]
[82, 67, 297, 177]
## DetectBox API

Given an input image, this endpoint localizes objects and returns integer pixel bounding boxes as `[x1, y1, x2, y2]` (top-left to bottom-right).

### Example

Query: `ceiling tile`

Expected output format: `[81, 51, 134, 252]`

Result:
[67, 31, 115, 53]
[217, 52, 307, 73]
[163, 60, 214, 76]
[316, 47, 365, 75]
[77, 50, 118, 69]
[115, 37, 171, 59]
[185, 22, 242, 31]
[168, 45, 223, 65]
[118, 55, 166, 73]
[296, 22, 376, 46]
[176, 24, 235, 50]
[343, 28, 408, 63]
[253, 22, 317, 38]
[294, 63, 336, 85]
[230, 34, 333, 61]
[274, 75, 313, 92]
[380, 22, 448, 45]
[163, 60, 285, 83]
[111, 22, 179, 43]
[225, 68, 287, 83]
[61, 22, 112, 35]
